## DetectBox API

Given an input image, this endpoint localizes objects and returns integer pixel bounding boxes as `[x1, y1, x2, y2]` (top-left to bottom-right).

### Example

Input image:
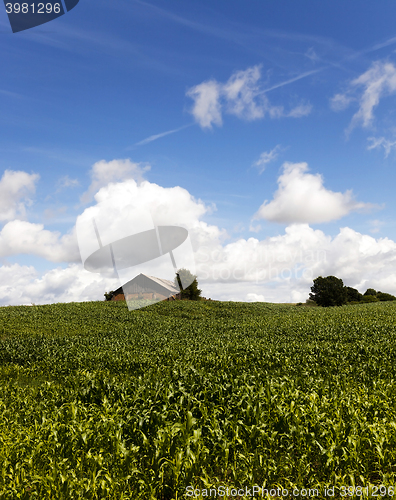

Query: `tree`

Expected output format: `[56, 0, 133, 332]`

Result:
[309, 276, 348, 307]
[346, 286, 363, 303]
[364, 288, 377, 296]
[174, 268, 202, 301]
[376, 292, 396, 302]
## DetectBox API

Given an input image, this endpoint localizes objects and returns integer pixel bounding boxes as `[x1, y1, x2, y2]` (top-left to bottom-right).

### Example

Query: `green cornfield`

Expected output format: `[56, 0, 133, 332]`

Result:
[1, 300, 396, 499]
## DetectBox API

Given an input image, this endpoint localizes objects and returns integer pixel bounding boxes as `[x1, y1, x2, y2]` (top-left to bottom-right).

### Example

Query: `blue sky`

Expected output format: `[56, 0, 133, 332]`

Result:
[1, 0, 396, 304]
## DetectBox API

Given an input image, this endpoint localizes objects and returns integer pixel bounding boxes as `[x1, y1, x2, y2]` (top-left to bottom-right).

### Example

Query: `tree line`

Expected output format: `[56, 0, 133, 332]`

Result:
[308, 276, 396, 307]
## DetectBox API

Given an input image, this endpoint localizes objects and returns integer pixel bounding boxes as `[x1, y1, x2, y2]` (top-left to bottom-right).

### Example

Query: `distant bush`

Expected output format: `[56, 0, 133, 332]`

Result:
[377, 292, 396, 302]
[364, 288, 377, 296]
[305, 298, 318, 306]
[361, 295, 379, 303]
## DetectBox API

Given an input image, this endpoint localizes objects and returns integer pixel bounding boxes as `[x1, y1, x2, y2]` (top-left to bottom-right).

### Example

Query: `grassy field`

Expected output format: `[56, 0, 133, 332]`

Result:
[1, 300, 396, 498]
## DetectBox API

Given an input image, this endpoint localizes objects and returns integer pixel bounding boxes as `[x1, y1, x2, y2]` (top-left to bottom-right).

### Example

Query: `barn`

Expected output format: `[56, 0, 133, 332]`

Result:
[111, 273, 181, 302]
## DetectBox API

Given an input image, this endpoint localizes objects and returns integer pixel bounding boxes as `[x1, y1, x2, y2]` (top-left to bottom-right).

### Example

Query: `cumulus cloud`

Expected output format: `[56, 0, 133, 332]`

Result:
[4, 222, 396, 305]
[76, 177, 221, 289]
[196, 224, 396, 302]
[254, 162, 374, 224]
[187, 65, 312, 128]
[1, 159, 394, 306]
[0, 220, 80, 262]
[0, 170, 39, 221]
[0, 263, 119, 306]
[81, 159, 150, 203]
[331, 61, 396, 132]
[253, 145, 282, 174]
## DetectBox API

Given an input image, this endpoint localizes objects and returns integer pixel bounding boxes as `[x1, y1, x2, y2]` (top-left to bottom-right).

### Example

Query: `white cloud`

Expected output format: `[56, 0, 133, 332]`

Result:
[223, 65, 266, 120]
[330, 93, 353, 111]
[187, 65, 312, 128]
[367, 136, 396, 157]
[81, 159, 150, 203]
[2, 210, 396, 305]
[331, 61, 396, 132]
[186, 80, 222, 129]
[305, 47, 319, 63]
[0, 220, 80, 262]
[246, 293, 266, 302]
[0, 170, 39, 222]
[76, 177, 219, 286]
[253, 145, 282, 174]
[1, 160, 395, 306]
[288, 103, 312, 117]
[0, 263, 119, 306]
[4, 223, 396, 305]
[249, 221, 261, 233]
[368, 219, 385, 234]
[57, 175, 79, 190]
[196, 224, 396, 301]
[254, 162, 374, 224]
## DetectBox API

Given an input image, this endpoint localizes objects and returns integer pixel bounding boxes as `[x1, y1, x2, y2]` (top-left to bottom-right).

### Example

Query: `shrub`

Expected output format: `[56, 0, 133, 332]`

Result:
[305, 298, 318, 306]
[361, 295, 379, 303]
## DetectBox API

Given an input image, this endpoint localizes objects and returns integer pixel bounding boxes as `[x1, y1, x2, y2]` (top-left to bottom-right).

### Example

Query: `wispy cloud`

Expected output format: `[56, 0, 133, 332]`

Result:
[131, 123, 193, 147]
[368, 219, 385, 234]
[360, 36, 396, 56]
[56, 176, 80, 191]
[0, 89, 24, 99]
[331, 60, 396, 134]
[287, 103, 312, 118]
[367, 136, 396, 157]
[253, 145, 282, 174]
[187, 65, 312, 128]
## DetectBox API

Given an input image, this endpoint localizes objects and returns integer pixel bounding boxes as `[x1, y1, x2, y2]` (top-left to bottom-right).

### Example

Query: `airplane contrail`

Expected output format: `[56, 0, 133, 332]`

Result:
[131, 123, 194, 148]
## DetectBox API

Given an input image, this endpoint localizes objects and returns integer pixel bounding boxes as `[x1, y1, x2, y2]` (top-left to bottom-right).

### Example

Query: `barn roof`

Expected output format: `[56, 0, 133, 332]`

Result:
[113, 273, 179, 295]
[141, 274, 179, 293]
